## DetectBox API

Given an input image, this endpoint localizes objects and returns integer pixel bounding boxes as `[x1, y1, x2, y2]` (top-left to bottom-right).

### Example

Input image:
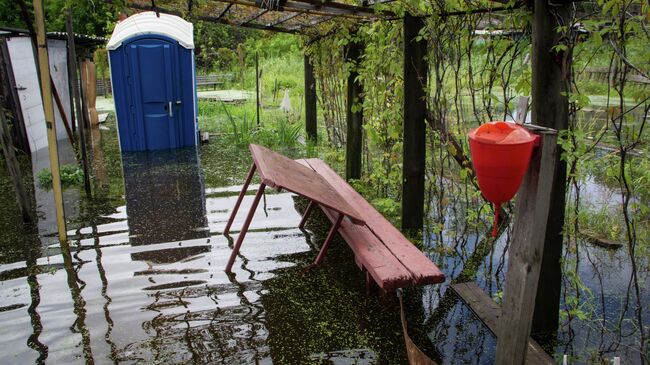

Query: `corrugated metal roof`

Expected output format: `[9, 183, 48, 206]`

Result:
[0, 27, 106, 48]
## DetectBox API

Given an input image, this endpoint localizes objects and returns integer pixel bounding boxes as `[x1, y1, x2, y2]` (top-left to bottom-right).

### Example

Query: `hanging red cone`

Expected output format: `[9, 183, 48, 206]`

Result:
[468, 121, 539, 237]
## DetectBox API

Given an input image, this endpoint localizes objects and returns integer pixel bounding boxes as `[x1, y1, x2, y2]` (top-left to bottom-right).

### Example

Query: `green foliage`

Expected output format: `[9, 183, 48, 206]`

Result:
[0, 0, 119, 36]
[94, 48, 109, 80]
[36, 165, 84, 190]
[214, 48, 237, 70]
[194, 21, 256, 72]
[560, 257, 596, 322]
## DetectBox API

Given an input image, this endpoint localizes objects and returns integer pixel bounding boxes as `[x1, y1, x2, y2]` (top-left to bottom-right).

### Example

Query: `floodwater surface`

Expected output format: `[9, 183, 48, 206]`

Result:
[0, 117, 648, 364]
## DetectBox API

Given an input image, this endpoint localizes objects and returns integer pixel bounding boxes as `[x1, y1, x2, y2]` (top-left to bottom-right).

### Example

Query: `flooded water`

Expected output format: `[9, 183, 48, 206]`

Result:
[0, 115, 648, 364]
[0, 121, 413, 364]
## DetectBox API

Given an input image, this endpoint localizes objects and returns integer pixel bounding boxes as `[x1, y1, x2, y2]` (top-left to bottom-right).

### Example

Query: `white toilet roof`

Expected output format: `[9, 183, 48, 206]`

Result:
[107, 11, 194, 50]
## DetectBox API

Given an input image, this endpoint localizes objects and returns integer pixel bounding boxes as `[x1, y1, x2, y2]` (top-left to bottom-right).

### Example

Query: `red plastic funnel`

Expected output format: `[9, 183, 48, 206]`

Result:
[468, 121, 538, 237]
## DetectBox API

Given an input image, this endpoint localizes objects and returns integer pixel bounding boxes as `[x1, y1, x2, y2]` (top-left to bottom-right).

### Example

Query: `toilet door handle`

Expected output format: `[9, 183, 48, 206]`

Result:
[168, 101, 173, 117]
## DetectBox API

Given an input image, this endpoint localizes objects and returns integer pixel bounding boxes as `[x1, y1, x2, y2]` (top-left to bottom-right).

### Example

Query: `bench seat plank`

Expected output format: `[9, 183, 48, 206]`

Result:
[318, 204, 414, 291]
[301, 158, 445, 287]
[250, 145, 364, 222]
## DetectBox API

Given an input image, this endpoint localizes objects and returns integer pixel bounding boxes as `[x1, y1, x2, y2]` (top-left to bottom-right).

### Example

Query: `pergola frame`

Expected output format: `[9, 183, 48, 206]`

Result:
[127, 0, 392, 36]
[120, 2, 570, 362]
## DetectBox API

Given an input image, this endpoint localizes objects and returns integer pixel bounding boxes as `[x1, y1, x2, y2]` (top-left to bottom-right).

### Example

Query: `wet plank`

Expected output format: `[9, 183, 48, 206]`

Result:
[581, 231, 623, 249]
[497, 131, 558, 364]
[450, 282, 555, 365]
[249, 144, 364, 222]
[318, 204, 414, 291]
[302, 158, 445, 287]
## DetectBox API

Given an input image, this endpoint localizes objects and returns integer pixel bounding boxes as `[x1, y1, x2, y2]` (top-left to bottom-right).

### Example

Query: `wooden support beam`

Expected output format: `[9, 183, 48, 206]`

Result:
[66, 10, 91, 198]
[33, 0, 67, 242]
[82, 60, 99, 127]
[530, 0, 571, 341]
[65, 32, 76, 133]
[402, 13, 428, 234]
[51, 82, 75, 145]
[345, 37, 363, 181]
[0, 39, 30, 154]
[495, 130, 558, 365]
[68, 65, 79, 134]
[290, 15, 336, 31]
[209, 0, 378, 19]
[240, 9, 268, 25]
[0, 106, 33, 223]
[285, 0, 391, 17]
[304, 54, 317, 142]
[269, 12, 301, 27]
[217, 3, 234, 18]
[127, 3, 299, 34]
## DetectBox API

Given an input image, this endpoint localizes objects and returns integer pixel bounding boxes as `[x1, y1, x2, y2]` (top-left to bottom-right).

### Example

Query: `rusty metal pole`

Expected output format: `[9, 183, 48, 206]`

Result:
[223, 163, 257, 236]
[225, 183, 266, 273]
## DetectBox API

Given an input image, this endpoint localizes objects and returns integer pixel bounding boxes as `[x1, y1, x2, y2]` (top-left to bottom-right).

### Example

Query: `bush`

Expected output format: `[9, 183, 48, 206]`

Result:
[37, 165, 85, 190]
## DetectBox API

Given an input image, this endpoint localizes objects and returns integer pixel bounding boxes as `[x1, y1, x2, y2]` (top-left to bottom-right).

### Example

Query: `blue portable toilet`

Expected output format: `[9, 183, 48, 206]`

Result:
[107, 12, 198, 151]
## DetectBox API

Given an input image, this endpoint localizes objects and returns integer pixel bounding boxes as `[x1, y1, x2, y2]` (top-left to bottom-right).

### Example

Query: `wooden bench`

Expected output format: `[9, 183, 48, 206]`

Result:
[224, 144, 445, 293]
[297, 158, 445, 292]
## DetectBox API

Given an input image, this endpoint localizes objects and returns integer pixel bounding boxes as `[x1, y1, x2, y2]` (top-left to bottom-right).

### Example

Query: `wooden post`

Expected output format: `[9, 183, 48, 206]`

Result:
[83, 59, 99, 126]
[255, 51, 260, 126]
[0, 39, 30, 154]
[33, 0, 66, 242]
[495, 129, 558, 365]
[51, 82, 75, 145]
[65, 25, 76, 133]
[345, 37, 363, 181]
[78, 59, 90, 130]
[0, 106, 33, 223]
[530, 0, 570, 340]
[304, 54, 317, 143]
[66, 10, 91, 198]
[402, 13, 428, 234]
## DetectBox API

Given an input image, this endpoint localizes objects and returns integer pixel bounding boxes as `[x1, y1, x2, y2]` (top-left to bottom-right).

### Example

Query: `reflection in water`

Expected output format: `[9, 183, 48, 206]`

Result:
[90, 220, 119, 364]
[90, 124, 108, 189]
[61, 241, 94, 364]
[25, 240, 48, 365]
[1, 119, 648, 363]
[122, 148, 209, 247]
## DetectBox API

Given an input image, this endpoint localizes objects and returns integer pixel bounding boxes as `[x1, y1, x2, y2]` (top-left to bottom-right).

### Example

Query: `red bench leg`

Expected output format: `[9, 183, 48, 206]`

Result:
[225, 183, 266, 273]
[313, 212, 343, 266]
[298, 200, 316, 229]
[224, 163, 256, 236]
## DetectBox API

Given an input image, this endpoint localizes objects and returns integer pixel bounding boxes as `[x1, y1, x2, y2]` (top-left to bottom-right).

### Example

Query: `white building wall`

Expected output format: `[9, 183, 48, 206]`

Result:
[6, 37, 72, 152]
[5, 36, 78, 239]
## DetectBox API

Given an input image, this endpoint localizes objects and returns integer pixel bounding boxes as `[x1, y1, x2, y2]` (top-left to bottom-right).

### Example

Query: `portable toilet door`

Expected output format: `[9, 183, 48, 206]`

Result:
[107, 12, 198, 151]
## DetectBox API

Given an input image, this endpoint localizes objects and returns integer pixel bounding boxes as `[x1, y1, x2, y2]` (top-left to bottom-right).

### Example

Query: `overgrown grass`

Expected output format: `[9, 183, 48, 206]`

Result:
[197, 34, 311, 150]
[36, 164, 85, 189]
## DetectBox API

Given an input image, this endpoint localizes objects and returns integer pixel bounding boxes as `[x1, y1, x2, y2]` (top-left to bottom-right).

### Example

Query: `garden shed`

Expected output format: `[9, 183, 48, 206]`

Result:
[107, 11, 198, 151]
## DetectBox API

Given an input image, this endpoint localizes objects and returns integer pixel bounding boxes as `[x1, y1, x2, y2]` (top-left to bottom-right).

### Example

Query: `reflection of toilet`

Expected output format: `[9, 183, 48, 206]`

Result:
[131, 246, 210, 265]
[121, 147, 209, 263]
